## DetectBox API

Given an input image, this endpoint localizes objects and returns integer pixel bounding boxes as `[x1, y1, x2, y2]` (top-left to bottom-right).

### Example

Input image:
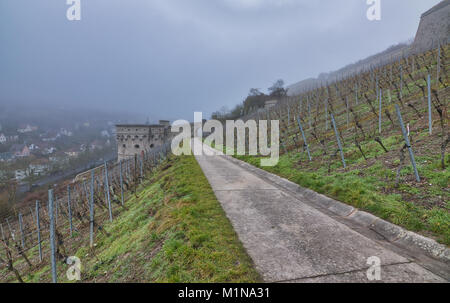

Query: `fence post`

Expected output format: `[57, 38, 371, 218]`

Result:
[36, 200, 42, 262]
[330, 113, 346, 168]
[325, 99, 328, 130]
[104, 161, 113, 222]
[376, 76, 379, 100]
[139, 154, 144, 181]
[18, 213, 25, 249]
[296, 116, 312, 161]
[400, 65, 403, 100]
[307, 96, 311, 128]
[0, 222, 4, 241]
[54, 197, 58, 225]
[119, 160, 124, 206]
[395, 104, 420, 182]
[48, 189, 57, 283]
[67, 185, 73, 237]
[134, 154, 138, 197]
[379, 89, 382, 133]
[287, 106, 290, 127]
[29, 207, 35, 222]
[83, 181, 88, 203]
[346, 96, 349, 127]
[437, 40, 440, 85]
[427, 74, 432, 135]
[299, 98, 302, 116]
[6, 217, 14, 241]
[89, 170, 95, 248]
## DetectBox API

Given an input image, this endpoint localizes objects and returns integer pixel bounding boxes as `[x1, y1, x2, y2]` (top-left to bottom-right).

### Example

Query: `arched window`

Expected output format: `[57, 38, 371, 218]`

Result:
[135, 144, 140, 149]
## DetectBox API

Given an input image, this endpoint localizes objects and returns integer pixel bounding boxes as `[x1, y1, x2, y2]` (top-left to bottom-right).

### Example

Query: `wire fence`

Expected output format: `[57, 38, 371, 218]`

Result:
[1, 42, 447, 283]
[239, 43, 448, 180]
[0, 142, 171, 283]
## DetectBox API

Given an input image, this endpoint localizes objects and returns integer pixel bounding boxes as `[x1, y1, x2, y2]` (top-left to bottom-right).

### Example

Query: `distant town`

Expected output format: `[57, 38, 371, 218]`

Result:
[0, 120, 116, 184]
[0, 103, 149, 213]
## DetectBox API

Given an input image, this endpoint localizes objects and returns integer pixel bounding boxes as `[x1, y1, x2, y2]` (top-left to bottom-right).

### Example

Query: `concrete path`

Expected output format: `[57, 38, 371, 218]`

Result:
[193, 139, 449, 283]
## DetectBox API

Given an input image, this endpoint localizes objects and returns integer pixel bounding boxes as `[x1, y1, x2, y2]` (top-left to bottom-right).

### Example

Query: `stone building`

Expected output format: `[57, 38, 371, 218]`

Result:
[412, 0, 450, 52]
[115, 120, 171, 161]
[264, 100, 278, 110]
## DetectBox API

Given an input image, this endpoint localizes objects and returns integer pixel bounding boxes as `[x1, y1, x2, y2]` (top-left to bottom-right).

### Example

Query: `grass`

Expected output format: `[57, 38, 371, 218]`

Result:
[76, 155, 260, 282]
[207, 134, 449, 246]
[1, 155, 261, 283]
[234, 149, 449, 246]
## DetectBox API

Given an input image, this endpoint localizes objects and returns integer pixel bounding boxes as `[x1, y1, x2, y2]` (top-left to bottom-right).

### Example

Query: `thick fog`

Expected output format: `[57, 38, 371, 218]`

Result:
[0, 0, 440, 121]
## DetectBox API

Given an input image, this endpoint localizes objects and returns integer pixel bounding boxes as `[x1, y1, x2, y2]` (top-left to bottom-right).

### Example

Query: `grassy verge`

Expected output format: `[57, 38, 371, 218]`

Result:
[77, 155, 260, 282]
[234, 150, 449, 246]
[1, 155, 261, 282]
[208, 139, 448, 246]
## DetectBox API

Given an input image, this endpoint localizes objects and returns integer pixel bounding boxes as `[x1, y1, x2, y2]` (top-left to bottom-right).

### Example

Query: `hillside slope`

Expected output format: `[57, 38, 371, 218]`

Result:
[1, 155, 261, 283]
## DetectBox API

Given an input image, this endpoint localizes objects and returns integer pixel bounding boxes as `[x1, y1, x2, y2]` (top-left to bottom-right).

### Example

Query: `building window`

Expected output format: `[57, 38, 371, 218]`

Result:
[150, 144, 154, 148]
[135, 144, 140, 149]
[122, 144, 126, 148]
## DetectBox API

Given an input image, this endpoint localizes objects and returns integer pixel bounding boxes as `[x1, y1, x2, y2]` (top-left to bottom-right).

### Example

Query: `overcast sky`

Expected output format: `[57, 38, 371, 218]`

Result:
[0, 0, 441, 122]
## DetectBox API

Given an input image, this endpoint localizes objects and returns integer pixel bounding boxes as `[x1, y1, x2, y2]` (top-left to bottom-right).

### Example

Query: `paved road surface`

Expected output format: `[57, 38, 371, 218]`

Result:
[194, 139, 449, 283]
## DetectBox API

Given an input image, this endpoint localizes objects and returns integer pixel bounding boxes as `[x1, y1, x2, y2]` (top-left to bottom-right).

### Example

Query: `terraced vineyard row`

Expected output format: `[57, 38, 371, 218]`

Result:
[234, 44, 449, 244]
[243, 44, 448, 175]
[0, 143, 171, 282]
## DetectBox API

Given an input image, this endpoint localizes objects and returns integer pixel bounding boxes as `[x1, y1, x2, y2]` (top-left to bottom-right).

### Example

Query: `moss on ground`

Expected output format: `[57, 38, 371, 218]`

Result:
[75, 155, 260, 282]
[1, 155, 261, 283]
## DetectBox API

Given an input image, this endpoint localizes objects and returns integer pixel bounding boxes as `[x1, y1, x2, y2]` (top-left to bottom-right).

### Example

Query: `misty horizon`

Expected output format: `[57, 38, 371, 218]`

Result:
[0, 0, 441, 121]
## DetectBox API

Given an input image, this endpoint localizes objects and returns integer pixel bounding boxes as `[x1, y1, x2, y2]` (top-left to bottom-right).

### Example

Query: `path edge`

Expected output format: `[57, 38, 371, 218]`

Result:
[223, 154, 450, 264]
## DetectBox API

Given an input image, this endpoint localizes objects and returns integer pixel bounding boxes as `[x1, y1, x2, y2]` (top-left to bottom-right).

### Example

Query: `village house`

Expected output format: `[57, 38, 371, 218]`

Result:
[0, 133, 6, 144]
[7, 135, 19, 142]
[17, 124, 38, 133]
[10, 144, 31, 158]
[90, 140, 103, 151]
[29, 159, 50, 176]
[49, 152, 69, 164]
[43, 146, 57, 155]
[101, 130, 110, 138]
[0, 152, 13, 162]
[28, 143, 40, 151]
[59, 128, 73, 137]
[65, 147, 80, 157]
[41, 131, 60, 142]
[15, 169, 28, 181]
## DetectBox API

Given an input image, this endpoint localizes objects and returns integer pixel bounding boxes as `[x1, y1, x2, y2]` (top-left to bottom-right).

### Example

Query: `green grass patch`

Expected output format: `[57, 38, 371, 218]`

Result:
[235, 153, 449, 246]
[74, 155, 261, 282]
[1, 155, 260, 283]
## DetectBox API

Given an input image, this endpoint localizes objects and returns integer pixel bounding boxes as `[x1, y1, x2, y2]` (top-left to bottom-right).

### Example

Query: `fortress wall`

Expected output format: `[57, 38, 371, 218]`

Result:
[412, 0, 450, 52]
[287, 1, 450, 96]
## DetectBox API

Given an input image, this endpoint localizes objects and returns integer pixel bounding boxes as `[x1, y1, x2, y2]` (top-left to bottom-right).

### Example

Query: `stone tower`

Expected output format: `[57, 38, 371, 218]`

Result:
[115, 122, 171, 162]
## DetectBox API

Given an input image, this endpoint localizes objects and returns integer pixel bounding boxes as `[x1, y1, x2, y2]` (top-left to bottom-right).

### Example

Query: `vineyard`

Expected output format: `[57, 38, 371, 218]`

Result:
[0, 42, 448, 283]
[235, 43, 449, 244]
[0, 143, 171, 282]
